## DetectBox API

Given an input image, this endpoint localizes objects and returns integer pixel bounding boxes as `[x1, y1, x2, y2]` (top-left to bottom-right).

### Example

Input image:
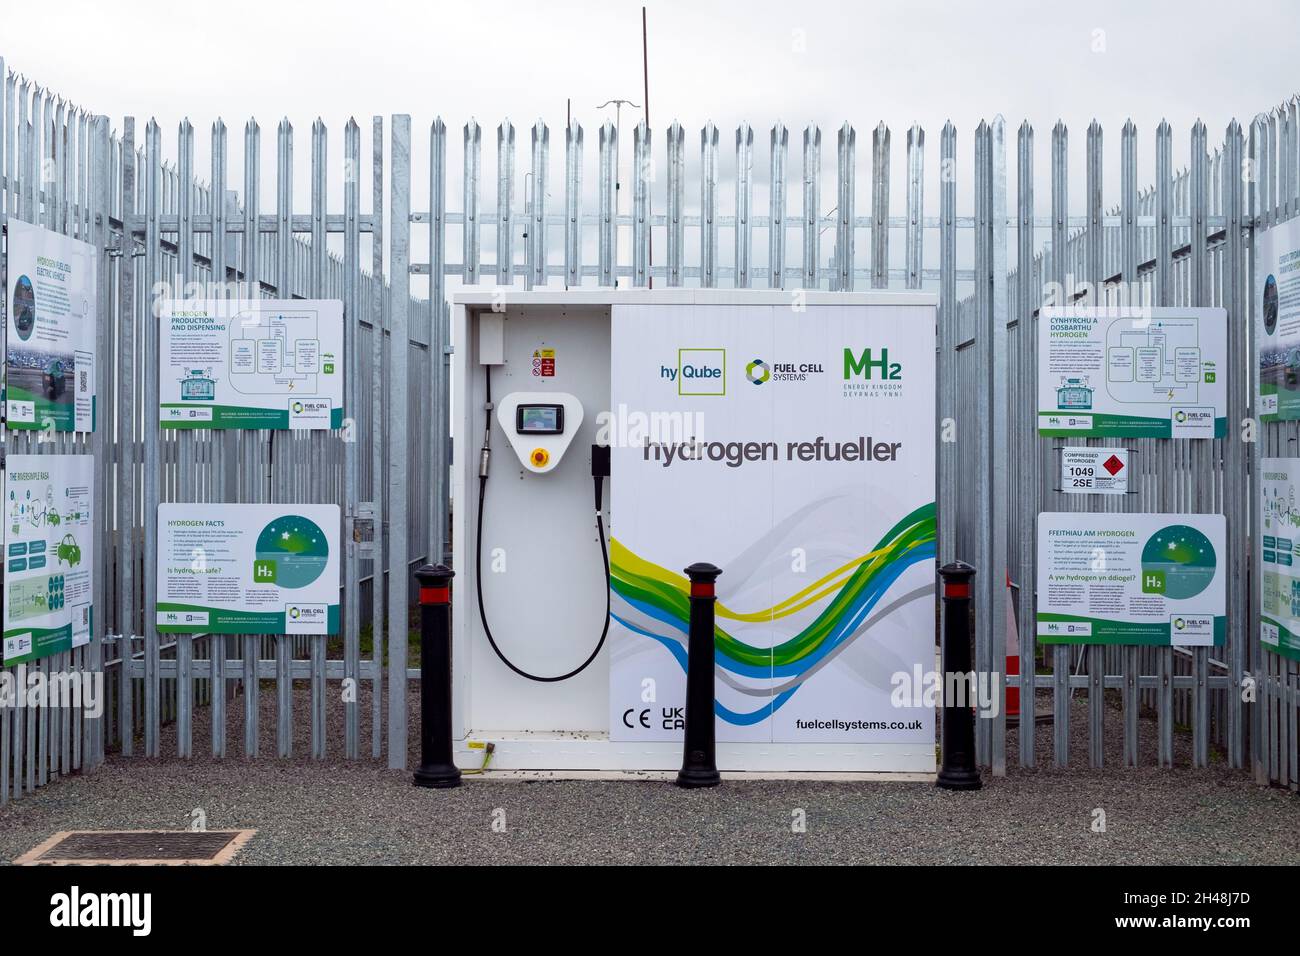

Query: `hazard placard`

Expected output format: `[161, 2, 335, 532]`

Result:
[1060, 447, 1129, 496]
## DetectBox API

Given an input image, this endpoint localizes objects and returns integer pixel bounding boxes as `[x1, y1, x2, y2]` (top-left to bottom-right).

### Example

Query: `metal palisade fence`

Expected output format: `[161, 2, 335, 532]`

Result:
[0, 52, 1296, 800]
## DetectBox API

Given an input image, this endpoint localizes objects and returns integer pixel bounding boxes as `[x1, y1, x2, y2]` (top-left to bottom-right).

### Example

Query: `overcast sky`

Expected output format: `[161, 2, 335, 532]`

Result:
[5, 0, 1298, 283]
[8, 0, 1294, 136]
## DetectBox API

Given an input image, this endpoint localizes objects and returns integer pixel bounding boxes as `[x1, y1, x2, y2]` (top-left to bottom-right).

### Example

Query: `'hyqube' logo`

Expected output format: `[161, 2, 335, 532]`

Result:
[675, 348, 726, 396]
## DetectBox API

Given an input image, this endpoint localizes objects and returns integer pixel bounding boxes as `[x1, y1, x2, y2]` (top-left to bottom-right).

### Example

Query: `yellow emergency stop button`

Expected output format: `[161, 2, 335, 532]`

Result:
[530, 448, 550, 468]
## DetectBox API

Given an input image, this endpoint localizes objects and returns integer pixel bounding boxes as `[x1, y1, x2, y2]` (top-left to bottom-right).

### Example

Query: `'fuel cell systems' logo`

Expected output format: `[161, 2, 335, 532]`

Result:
[746, 357, 826, 384]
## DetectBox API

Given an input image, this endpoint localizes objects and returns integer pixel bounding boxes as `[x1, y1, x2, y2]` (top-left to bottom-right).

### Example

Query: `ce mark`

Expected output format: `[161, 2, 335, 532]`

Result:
[622, 707, 651, 729]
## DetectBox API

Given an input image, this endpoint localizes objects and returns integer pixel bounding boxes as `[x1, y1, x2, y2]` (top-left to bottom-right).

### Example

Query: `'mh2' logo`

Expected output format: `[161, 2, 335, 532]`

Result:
[843, 347, 901, 380]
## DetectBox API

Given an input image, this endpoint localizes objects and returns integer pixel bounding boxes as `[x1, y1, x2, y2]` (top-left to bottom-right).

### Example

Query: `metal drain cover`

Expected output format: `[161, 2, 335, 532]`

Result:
[15, 830, 255, 865]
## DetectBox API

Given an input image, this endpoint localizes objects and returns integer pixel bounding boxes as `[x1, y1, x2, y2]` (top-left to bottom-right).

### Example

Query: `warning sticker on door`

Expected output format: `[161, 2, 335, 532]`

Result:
[532, 347, 556, 378]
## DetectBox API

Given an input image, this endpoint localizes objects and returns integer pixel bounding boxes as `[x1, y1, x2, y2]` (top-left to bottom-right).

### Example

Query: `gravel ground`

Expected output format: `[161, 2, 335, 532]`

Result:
[0, 684, 1296, 865]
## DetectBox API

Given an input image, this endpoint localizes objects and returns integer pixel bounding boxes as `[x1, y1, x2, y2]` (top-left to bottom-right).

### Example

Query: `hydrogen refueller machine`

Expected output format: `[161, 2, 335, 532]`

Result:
[452, 289, 939, 775]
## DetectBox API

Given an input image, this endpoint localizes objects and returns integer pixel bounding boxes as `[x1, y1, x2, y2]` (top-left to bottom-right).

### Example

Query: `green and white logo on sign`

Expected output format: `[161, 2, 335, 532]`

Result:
[254, 515, 330, 589]
[745, 359, 770, 385]
[1140, 524, 1216, 599]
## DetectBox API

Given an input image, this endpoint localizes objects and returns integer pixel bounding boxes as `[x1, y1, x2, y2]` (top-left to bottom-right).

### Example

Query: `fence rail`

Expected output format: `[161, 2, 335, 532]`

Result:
[0, 50, 1296, 801]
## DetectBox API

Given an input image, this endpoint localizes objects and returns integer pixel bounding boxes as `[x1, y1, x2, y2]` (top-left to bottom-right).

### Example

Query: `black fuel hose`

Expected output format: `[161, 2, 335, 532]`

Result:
[474, 367, 611, 682]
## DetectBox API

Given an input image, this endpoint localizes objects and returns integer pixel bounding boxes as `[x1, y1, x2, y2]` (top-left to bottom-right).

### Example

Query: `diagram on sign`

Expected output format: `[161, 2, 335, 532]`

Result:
[1262, 475, 1300, 531]
[1097, 315, 1207, 407]
[215, 308, 324, 397]
[9, 482, 55, 532]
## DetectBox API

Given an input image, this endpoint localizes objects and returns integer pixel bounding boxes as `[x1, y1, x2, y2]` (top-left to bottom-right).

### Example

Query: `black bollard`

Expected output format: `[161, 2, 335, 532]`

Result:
[676, 562, 723, 789]
[413, 563, 462, 789]
[937, 561, 981, 790]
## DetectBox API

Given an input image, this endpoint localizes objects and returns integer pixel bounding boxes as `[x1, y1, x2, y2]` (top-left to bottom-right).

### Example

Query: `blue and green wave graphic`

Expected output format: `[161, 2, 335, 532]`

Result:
[610, 502, 936, 724]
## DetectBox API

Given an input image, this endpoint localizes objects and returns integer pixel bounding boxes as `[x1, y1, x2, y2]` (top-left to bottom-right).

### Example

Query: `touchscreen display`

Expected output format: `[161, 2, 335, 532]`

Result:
[518, 405, 562, 433]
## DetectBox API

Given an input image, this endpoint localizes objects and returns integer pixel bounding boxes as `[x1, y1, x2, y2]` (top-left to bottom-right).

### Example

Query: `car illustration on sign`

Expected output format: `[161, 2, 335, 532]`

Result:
[56, 533, 81, 567]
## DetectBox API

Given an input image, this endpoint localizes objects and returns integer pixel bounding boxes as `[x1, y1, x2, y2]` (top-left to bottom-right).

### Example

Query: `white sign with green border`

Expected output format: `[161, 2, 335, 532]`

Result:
[4, 220, 97, 433]
[3, 454, 95, 665]
[160, 299, 344, 430]
[1256, 218, 1300, 422]
[1259, 457, 1300, 662]
[1037, 307, 1226, 438]
[157, 503, 340, 634]
[1037, 512, 1225, 647]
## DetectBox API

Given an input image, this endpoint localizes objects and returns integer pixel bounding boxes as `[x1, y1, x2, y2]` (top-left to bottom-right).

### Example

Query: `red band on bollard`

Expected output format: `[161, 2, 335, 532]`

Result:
[690, 582, 715, 598]
[944, 582, 970, 599]
[420, 586, 450, 605]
